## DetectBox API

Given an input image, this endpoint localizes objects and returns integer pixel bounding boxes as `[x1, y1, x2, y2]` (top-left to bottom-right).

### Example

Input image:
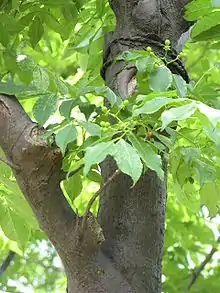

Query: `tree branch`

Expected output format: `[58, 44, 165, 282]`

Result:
[0, 250, 15, 278]
[0, 155, 21, 170]
[0, 94, 77, 259]
[188, 236, 220, 290]
[81, 169, 120, 232]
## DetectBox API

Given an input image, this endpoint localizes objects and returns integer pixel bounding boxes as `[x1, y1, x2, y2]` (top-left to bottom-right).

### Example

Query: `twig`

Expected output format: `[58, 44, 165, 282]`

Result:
[0, 250, 15, 278]
[0, 156, 21, 171]
[81, 169, 120, 232]
[187, 236, 220, 290]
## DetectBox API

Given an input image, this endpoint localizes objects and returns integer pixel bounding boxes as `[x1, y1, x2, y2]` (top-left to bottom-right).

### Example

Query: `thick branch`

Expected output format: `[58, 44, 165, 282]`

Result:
[0, 155, 21, 170]
[0, 95, 136, 293]
[0, 94, 77, 259]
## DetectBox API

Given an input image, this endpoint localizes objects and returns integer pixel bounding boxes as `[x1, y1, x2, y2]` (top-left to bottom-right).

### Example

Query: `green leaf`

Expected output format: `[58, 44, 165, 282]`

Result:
[193, 24, 220, 42]
[0, 191, 38, 230]
[173, 74, 187, 99]
[112, 139, 143, 185]
[133, 97, 177, 116]
[149, 66, 172, 92]
[185, 0, 212, 20]
[0, 199, 31, 246]
[59, 100, 75, 118]
[102, 87, 121, 107]
[173, 182, 200, 212]
[96, 0, 105, 17]
[54, 76, 69, 95]
[129, 134, 164, 180]
[55, 124, 78, 155]
[197, 102, 220, 127]
[45, 14, 68, 40]
[87, 169, 102, 183]
[200, 182, 220, 216]
[63, 173, 82, 202]
[17, 56, 35, 72]
[79, 103, 96, 120]
[176, 162, 191, 186]
[84, 141, 115, 176]
[33, 94, 58, 126]
[28, 17, 44, 48]
[193, 159, 216, 186]
[181, 147, 201, 164]
[62, 3, 78, 23]
[33, 66, 50, 92]
[78, 120, 101, 137]
[0, 82, 36, 95]
[136, 57, 156, 74]
[153, 132, 173, 149]
[191, 11, 220, 38]
[0, 24, 9, 47]
[161, 102, 197, 130]
[12, 0, 19, 9]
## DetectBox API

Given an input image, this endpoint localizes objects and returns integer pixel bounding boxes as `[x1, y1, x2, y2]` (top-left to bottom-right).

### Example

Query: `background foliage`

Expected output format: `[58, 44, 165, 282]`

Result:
[0, 0, 220, 292]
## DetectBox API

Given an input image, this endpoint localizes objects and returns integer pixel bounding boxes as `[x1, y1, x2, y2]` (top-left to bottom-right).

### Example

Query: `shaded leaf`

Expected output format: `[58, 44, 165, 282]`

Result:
[33, 66, 50, 92]
[149, 66, 172, 92]
[129, 134, 164, 180]
[29, 17, 44, 48]
[84, 141, 115, 176]
[193, 159, 216, 186]
[55, 124, 78, 155]
[173, 74, 187, 99]
[33, 94, 58, 125]
[63, 173, 82, 202]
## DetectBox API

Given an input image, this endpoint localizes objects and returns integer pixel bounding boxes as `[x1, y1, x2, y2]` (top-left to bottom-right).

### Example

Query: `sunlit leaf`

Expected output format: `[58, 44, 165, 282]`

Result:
[112, 139, 143, 185]
[29, 17, 44, 48]
[161, 102, 197, 130]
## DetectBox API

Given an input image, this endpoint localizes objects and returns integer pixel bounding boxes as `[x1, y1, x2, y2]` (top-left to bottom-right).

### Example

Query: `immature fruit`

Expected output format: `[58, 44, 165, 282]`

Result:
[102, 127, 108, 133]
[165, 39, 170, 46]
[102, 106, 108, 113]
[123, 100, 129, 106]
[132, 120, 138, 127]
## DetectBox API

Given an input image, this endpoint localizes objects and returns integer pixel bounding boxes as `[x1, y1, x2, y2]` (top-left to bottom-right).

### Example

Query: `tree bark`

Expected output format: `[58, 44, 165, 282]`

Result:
[0, 1, 191, 293]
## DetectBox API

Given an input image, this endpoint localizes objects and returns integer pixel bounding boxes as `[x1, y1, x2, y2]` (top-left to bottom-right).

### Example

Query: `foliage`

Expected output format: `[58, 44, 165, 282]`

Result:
[0, 0, 220, 292]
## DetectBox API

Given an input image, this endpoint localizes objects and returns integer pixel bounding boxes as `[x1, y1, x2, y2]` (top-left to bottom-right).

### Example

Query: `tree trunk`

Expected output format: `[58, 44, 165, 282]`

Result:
[0, 1, 191, 293]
